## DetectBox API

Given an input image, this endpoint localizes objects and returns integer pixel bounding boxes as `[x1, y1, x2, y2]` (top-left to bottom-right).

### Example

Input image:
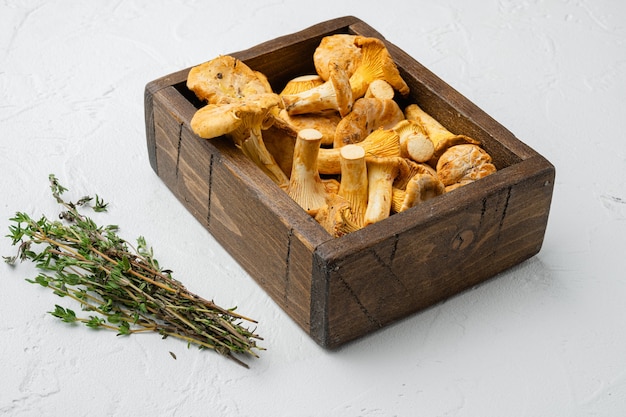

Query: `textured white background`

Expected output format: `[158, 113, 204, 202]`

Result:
[1, 1, 625, 416]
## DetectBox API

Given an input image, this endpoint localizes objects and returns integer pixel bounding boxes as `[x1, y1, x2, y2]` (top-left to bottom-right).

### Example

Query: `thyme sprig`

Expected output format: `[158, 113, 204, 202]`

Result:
[5, 175, 262, 367]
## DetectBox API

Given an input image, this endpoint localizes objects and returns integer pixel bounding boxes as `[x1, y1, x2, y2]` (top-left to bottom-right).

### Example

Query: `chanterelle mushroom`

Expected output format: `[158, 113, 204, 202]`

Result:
[187, 55, 272, 104]
[317, 127, 401, 175]
[301, 35, 408, 114]
[349, 36, 410, 100]
[281, 63, 354, 117]
[187, 55, 291, 188]
[363, 156, 408, 226]
[338, 145, 368, 228]
[190, 93, 289, 188]
[436, 144, 497, 191]
[276, 109, 340, 147]
[392, 173, 445, 213]
[313, 34, 363, 81]
[392, 119, 435, 163]
[314, 194, 360, 238]
[333, 97, 405, 148]
[279, 74, 324, 95]
[404, 103, 480, 166]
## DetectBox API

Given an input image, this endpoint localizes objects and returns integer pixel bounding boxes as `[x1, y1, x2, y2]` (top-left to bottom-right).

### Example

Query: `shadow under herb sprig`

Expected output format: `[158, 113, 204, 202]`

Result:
[4, 175, 262, 367]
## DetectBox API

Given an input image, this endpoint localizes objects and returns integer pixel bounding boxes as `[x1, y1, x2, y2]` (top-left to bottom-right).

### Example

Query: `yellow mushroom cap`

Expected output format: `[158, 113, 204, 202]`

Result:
[334, 97, 405, 148]
[190, 102, 243, 139]
[393, 159, 437, 190]
[280, 75, 325, 96]
[313, 34, 363, 81]
[187, 55, 273, 104]
[401, 173, 446, 211]
[349, 36, 410, 99]
[436, 144, 497, 187]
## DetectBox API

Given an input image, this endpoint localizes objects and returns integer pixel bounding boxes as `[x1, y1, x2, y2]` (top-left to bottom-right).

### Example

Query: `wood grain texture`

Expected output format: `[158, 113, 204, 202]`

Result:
[312, 156, 554, 347]
[144, 16, 555, 348]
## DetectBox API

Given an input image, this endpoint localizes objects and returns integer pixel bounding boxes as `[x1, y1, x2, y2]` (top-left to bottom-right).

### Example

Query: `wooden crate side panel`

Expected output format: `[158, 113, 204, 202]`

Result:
[318, 158, 554, 348]
[206, 144, 321, 333]
[151, 89, 212, 226]
[144, 83, 158, 172]
[152, 93, 181, 191]
[176, 127, 211, 225]
[208, 155, 287, 288]
[283, 229, 316, 329]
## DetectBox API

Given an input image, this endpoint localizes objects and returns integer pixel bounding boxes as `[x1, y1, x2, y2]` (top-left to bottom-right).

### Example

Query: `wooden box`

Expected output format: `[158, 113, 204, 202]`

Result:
[144, 16, 555, 349]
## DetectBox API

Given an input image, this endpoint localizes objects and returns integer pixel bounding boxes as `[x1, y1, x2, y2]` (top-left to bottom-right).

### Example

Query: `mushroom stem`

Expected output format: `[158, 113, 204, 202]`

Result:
[404, 103, 481, 165]
[281, 64, 353, 117]
[286, 128, 327, 216]
[404, 103, 456, 145]
[228, 96, 290, 188]
[189, 97, 290, 188]
[238, 123, 290, 188]
[338, 145, 368, 227]
[393, 159, 437, 190]
[364, 79, 395, 100]
[393, 119, 435, 163]
[363, 156, 406, 226]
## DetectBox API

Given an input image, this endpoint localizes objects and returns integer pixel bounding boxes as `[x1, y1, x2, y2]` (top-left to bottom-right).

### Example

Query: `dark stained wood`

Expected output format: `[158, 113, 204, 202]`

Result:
[144, 16, 555, 349]
[312, 155, 554, 347]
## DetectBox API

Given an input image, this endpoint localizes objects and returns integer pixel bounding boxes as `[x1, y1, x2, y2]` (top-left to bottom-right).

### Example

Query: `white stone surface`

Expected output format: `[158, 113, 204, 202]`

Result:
[1, 1, 625, 416]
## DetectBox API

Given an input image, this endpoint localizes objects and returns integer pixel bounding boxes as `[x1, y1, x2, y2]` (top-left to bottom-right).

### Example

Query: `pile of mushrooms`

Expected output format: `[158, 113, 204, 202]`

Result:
[187, 35, 497, 238]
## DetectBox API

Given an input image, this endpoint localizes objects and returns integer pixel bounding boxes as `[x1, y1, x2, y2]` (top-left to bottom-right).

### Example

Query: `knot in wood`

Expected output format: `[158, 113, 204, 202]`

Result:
[451, 229, 474, 250]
